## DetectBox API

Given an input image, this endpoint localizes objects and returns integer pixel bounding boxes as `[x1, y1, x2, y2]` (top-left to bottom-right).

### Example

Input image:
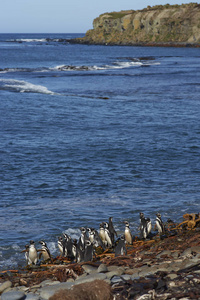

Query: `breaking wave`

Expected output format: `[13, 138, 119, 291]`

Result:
[0, 58, 160, 74]
[0, 79, 57, 95]
[9, 38, 69, 43]
[16, 38, 48, 43]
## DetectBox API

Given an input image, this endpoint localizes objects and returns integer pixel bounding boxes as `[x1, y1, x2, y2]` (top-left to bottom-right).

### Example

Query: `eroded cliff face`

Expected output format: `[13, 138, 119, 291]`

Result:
[78, 3, 200, 45]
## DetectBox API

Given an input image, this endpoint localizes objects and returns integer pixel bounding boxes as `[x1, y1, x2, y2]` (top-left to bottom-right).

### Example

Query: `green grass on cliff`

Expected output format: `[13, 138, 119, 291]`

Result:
[107, 11, 132, 19]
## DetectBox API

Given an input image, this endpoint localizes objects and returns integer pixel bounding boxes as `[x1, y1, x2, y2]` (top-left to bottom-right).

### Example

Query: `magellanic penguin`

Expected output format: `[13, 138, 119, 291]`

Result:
[28, 240, 38, 265]
[38, 240, 51, 261]
[104, 222, 113, 248]
[78, 227, 87, 251]
[72, 239, 77, 260]
[108, 217, 118, 244]
[124, 221, 132, 244]
[76, 242, 84, 263]
[99, 222, 106, 246]
[155, 213, 165, 235]
[84, 240, 94, 262]
[87, 227, 95, 243]
[115, 235, 127, 257]
[92, 228, 105, 250]
[21, 244, 29, 265]
[63, 233, 73, 258]
[58, 236, 64, 256]
[140, 213, 152, 240]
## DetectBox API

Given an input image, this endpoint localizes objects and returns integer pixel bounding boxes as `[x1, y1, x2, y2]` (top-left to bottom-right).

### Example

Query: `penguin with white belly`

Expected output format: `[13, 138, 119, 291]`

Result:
[155, 213, 165, 235]
[28, 240, 38, 265]
[124, 221, 133, 244]
[39, 240, 51, 261]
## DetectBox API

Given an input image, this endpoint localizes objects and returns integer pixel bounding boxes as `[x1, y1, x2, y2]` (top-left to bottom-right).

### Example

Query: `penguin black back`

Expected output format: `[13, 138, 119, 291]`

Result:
[108, 217, 117, 244]
[84, 240, 94, 262]
[115, 235, 127, 257]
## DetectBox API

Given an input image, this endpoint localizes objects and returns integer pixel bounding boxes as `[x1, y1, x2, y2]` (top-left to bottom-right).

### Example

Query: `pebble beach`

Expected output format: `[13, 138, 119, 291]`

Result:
[1, 216, 200, 300]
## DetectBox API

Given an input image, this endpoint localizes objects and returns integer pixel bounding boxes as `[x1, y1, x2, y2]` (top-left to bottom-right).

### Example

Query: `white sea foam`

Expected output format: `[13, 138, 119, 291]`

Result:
[0, 79, 56, 95]
[12, 244, 21, 250]
[52, 59, 159, 72]
[63, 228, 80, 240]
[16, 38, 47, 43]
[0, 59, 160, 75]
[48, 242, 57, 254]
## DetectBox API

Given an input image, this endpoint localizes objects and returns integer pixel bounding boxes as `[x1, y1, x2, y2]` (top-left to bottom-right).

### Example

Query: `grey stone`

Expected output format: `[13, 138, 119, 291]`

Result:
[39, 282, 73, 300]
[97, 264, 108, 273]
[67, 278, 75, 283]
[1, 291, 25, 300]
[167, 273, 178, 280]
[111, 276, 123, 284]
[17, 286, 29, 292]
[157, 262, 170, 269]
[121, 274, 131, 281]
[82, 264, 98, 274]
[181, 248, 192, 257]
[149, 266, 159, 274]
[25, 293, 40, 300]
[191, 246, 200, 254]
[168, 281, 176, 288]
[156, 250, 172, 258]
[168, 261, 182, 272]
[156, 268, 169, 273]
[186, 274, 193, 278]
[0, 282, 12, 294]
[74, 273, 107, 285]
[75, 273, 87, 281]
[29, 288, 39, 294]
[106, 269, 124, 279]
[107, 265, 124, 272]
[171, 251, 179, 259]
[179, 258, 199, 270]
[1, 288, 12, 294]
[124, 268, 139, 275]
[103, 279, 111, 285]
[131, 274, 140, 280]
[138, 265, 158, 277]
[40, 280, 60, 287]
[29, 284, 41, 290]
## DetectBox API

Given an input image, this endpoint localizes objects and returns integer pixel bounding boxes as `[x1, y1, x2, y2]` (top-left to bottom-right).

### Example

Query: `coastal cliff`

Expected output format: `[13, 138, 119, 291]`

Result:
[77, 3, 200, 46]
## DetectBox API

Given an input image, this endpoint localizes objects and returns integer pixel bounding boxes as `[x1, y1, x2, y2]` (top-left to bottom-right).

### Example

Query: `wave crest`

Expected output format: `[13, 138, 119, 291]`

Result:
[0, 79, 56, 95]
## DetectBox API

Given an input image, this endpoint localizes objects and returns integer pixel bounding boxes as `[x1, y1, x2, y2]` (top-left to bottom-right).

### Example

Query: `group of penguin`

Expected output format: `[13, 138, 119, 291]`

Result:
[22, 213, 165, 265]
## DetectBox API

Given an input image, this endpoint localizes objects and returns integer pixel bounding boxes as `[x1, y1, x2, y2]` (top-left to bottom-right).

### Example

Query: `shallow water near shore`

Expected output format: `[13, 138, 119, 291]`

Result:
[0, 33, 200, 270]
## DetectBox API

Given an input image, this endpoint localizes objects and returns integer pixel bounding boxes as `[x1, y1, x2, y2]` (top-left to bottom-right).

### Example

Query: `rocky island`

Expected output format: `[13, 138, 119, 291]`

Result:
[76, 3, 200, 47]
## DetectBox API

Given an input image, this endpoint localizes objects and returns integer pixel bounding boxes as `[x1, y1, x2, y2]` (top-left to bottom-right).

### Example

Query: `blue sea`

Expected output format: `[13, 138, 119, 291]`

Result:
[0, 33, 200, 270]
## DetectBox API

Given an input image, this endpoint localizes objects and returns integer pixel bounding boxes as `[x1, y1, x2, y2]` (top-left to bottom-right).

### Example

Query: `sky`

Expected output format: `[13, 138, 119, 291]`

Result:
[0, 0, 195, 33]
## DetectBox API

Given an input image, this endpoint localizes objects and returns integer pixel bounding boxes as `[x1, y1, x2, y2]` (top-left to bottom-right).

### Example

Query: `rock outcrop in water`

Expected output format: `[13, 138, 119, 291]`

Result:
[76, 3, 200, 46]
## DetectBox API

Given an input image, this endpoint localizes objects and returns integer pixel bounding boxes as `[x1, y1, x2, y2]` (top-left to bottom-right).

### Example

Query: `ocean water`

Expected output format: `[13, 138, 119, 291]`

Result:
[0, 33, 200, 270]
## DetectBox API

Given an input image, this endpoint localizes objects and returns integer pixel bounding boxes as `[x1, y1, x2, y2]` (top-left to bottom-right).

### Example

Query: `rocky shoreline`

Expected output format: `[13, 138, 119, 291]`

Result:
[1, 227, 200, 300]
[70, 39, 200, 48]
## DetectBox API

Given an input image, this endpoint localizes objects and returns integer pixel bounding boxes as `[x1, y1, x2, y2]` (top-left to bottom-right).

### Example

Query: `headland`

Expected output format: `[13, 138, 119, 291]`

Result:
[74, 3, 200, 47]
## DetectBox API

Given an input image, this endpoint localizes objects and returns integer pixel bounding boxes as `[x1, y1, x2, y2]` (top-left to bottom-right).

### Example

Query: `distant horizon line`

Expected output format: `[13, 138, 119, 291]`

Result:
[0, 32, 86, 34]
